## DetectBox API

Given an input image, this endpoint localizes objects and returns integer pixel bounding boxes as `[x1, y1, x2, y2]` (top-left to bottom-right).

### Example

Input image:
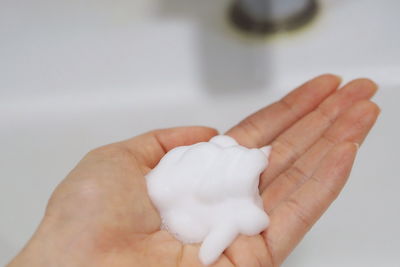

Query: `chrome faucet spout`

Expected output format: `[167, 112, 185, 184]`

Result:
[230, 0, 318, 35]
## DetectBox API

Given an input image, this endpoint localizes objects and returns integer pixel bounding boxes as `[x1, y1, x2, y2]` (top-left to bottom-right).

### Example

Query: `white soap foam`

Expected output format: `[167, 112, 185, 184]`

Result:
[146, 135, 270, 265]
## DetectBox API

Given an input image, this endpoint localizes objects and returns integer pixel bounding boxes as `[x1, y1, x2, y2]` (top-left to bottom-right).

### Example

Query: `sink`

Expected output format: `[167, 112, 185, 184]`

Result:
[1, 0, 399, 265]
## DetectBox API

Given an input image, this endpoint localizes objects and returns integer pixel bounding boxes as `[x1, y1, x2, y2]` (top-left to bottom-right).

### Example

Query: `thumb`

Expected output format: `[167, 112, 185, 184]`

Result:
[119, 126, 218, 169]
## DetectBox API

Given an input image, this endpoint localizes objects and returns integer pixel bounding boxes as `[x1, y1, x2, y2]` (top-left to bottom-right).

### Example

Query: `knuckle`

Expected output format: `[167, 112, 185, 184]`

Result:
[285, 198, 312, 229]
[86, 144, 134, 163]
[284, 164, 309, 185]
[279, 98, 301, 121]
[273, 137, 300, 166]
[310, 175, 340, 200]
[316, 106, 336, 124]
[238, 117, 264, 141]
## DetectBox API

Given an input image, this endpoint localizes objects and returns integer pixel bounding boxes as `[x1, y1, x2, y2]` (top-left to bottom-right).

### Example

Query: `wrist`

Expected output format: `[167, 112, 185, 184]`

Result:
[7, 214, 83, 267]
[7, 220, 61, 267]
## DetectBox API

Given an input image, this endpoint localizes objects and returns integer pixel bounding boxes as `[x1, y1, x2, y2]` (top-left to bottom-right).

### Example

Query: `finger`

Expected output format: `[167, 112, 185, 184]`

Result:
[262, 100, 380, 212]
[226, 74, 341, 148]
[119, 126, 218, 169]
[259, 78, 377, 191]
[179, 244, 234, 267]
[264, 142, 358, 265]
[224, 235, 273, 267]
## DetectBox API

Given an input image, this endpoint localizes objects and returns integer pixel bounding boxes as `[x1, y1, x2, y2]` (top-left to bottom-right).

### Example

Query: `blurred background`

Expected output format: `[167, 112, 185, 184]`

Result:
[1, 0, 399, 266]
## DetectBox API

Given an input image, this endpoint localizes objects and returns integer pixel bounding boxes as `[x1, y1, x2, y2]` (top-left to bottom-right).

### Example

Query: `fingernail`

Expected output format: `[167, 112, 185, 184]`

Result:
[353, 142, 360, 150]
[332, 74, 343, 82]
[377, 105, 382, 115]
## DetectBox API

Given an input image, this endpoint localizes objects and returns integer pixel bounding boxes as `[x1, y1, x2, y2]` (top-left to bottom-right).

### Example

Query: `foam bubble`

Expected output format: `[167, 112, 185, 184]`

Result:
[146, 135, 270, 265]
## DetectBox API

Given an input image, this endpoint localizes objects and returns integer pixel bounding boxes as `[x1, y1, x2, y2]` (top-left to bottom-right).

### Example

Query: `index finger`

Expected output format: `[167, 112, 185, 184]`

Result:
[226, 74, 341, 148]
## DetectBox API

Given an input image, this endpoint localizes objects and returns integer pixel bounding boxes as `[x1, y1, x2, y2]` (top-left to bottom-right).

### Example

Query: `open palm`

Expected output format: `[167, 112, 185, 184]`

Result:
[9, 75, 380, 267]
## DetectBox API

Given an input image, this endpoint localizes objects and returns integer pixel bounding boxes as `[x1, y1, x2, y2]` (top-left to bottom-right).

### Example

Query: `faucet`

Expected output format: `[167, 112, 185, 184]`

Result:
[230, 0, 318, 34]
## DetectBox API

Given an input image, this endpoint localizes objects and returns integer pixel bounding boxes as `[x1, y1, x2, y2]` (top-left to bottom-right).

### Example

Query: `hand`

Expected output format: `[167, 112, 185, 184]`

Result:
[8, 75, 380, 267]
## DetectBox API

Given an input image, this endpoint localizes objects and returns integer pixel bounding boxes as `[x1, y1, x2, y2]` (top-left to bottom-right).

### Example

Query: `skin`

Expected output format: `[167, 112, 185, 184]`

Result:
[8, 74, 380, 267]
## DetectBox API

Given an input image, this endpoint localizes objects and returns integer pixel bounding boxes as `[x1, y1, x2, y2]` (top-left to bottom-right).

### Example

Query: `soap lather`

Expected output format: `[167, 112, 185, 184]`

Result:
[146, 135, 271, 265]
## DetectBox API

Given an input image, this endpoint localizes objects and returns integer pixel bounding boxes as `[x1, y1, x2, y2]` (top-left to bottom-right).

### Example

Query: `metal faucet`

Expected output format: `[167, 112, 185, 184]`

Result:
[230, 0, 318, 34]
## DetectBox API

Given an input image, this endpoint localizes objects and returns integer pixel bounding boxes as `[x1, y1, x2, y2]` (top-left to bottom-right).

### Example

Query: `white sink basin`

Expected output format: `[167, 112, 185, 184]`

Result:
[1, 0, 399, 265]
